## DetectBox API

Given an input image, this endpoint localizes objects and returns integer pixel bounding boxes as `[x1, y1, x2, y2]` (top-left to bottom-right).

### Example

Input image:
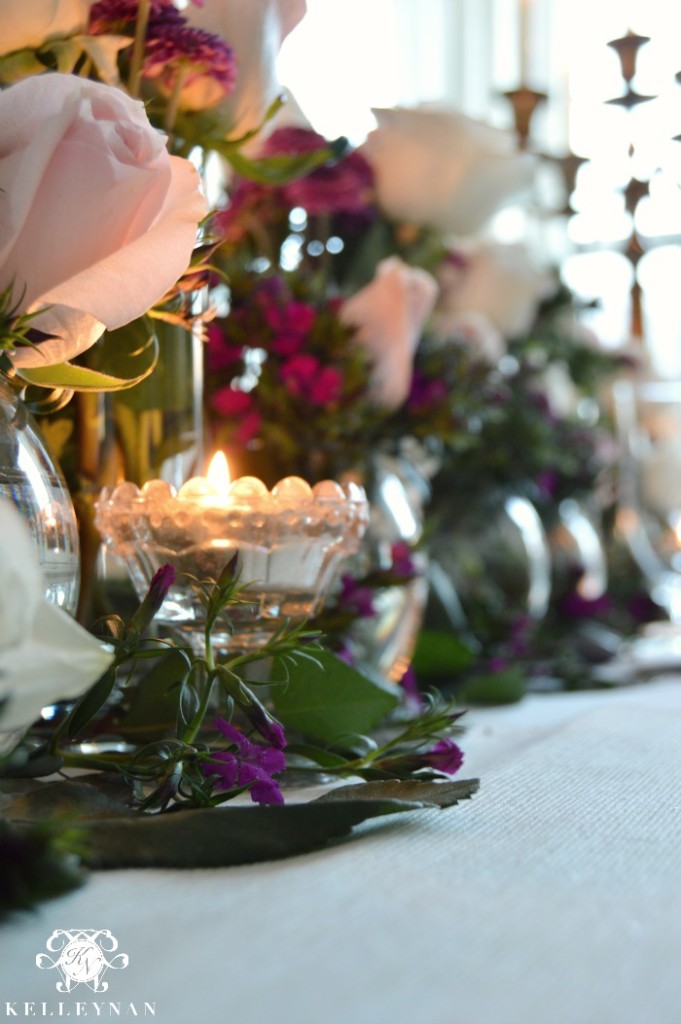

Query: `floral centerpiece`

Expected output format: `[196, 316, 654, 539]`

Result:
[205, 108, 648, 701]
[0, 4, 482, 917]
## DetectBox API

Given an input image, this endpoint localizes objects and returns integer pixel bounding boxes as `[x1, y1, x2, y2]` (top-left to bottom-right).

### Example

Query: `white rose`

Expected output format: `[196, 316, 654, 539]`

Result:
[184, 0, 306, 136]
[0, 0, 90, 57]
[0, 500, 114, 735]
[432, 242, 556, 340]
[340, 256, 438, 411]
[361, 105, 535, 234]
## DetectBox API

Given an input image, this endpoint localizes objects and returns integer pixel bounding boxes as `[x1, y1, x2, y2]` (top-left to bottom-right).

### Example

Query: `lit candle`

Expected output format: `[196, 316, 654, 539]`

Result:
[95, 456, 370, 652]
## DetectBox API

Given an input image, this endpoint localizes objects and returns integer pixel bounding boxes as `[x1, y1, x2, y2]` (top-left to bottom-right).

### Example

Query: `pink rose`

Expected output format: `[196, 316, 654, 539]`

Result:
[185, 0, 306, 137]
[0, 74, 207, 369]
[340, 257, 438, 411]
[360, 106, 534, 235]
[0, 0, 90, 57]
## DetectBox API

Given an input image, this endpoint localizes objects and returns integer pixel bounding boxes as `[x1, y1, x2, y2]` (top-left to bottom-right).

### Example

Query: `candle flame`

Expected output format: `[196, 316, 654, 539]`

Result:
[207, 451, 231, 496]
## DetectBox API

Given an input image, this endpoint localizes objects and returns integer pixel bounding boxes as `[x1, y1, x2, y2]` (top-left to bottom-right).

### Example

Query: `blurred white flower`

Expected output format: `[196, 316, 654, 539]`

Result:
[0, 0, 90, 57]
[360, 105, 535, 235]
[340, 256, 438, 410]
[440, 310, 507, 365]
[0, 500, 113, 735]
[432, 242, 556, 341]
[185, 0, 306, 137]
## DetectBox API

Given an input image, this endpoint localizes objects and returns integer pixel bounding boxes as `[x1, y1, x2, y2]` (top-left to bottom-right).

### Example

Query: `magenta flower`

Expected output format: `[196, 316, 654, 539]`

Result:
[210, 387, 262, 445]
[202, 719, 287, 805]
[398, 666, 424, 709]
[129, 563, 176, 635]
[338, 574, 376, 619]
[143, 24, 236, 97]
[260, 127, 375, 217]
[205, 322, 243, 372]
[88, 0, 183, 35]
[408, 371, 448, 412]
[422, 739, 465, 776]
[89, 1, 235, 103]
[280, 354, 343, 406]
[390, 542, 416, 579]
[265, 300, 317, 356]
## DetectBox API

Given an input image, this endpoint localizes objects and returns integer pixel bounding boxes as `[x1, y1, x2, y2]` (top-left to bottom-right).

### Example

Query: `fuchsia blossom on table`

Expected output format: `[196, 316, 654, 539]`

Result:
[202, 718, 287, 805]
[421, 739, 465, 776]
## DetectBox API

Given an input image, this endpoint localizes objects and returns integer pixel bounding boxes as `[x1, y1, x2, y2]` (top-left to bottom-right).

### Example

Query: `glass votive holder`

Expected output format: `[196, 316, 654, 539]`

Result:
[95, 474, 369, 653]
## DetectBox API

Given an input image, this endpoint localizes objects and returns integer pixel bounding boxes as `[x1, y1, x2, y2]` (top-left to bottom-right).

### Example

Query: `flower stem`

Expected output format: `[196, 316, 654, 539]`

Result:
[164, 63, 192, 140]
[128, 0, 151, 98]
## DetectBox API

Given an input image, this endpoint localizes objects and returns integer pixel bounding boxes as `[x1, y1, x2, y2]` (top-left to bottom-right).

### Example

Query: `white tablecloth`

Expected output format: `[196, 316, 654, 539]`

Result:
[3, 678, 681, 1024]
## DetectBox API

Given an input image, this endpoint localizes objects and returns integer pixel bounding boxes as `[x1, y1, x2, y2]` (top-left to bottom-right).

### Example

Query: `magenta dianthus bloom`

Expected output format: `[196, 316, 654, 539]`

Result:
[261, 127, 375, 217]
[280, 354, 343, 406]
[338, 574, 376, 619]
[422, 739, 464, 776]
[202, 719, 287, 805]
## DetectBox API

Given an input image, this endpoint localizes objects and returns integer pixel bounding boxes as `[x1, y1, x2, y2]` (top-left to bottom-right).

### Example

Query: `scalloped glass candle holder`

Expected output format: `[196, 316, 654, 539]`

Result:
[95, 474, 369, 652]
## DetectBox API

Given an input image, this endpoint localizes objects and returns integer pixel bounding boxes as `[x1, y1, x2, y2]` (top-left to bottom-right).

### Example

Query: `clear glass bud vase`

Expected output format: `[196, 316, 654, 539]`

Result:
[0, 378, 80, 613]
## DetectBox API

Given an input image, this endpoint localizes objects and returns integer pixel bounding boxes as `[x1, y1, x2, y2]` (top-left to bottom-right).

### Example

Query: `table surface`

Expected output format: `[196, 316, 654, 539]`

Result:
[3, 677, 681, 1024]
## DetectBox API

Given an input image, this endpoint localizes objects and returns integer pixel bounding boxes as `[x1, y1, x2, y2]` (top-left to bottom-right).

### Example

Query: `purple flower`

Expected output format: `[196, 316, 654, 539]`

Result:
[89, 1, 235, 100]
[202, 719, 287, 805]
[143, 23, 236, 96]
[89, 0, 182, 35]
[261, 128, 375, 217]
[559, 590, 614, 620]
[422, 739, 464, 776]
[338, 574, 376, 618]
[399, 666, 424, 709]
[408, 370, 448, 411]
[129, 563, 175, 634]
[487, 656, 509, 673]
[535, 470, 559, 501]
[280, 354, 343, 406]
[390, 542, 416, 579]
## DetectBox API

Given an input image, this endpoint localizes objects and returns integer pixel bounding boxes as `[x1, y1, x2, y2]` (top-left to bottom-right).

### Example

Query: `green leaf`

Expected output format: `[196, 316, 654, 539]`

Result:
[50, 37, 86, 73]
[412, 629, 474, 678]
[66, 666, 119, 740]
[1, 776, 133, 821]
[79, 799, 424, 868]
[16, 318, 158, 392]
[315, 778, 480, 808]
[459, 667, 527, 705]
[271, 649, 399, 744]
[0, 819, 84, 919]
[219, 143, 347, 186]
[120, 650, 188, 740]
[0, 49, 46, 83]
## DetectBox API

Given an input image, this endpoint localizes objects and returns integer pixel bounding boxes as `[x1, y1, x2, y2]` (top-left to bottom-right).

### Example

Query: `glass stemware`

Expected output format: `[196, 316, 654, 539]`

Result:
[614, 379, 681, 653]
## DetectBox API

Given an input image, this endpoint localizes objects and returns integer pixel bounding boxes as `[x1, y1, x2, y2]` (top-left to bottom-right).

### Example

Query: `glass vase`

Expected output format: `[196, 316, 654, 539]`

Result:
[427, 489, 551, 645]
[0, 378, 80, 613]
[107, 320, 204, 489]
[340, 452, 429, 683]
